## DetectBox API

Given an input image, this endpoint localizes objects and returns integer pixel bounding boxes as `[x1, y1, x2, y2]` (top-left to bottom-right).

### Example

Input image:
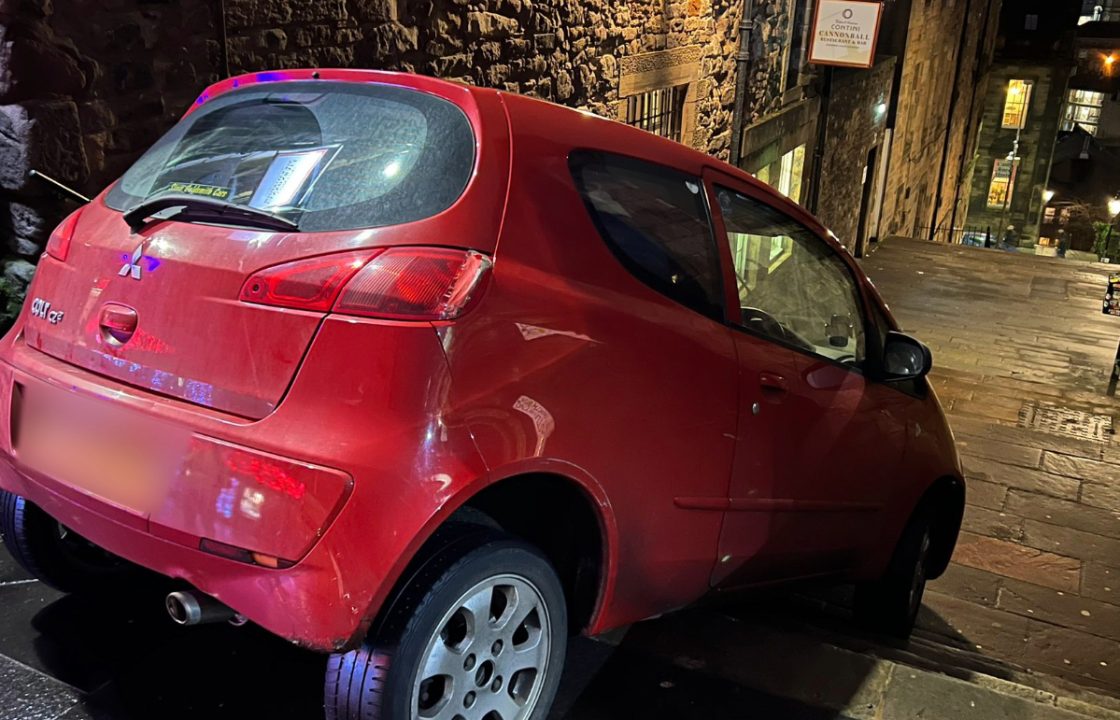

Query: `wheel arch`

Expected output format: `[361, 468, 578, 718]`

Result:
[363, 463, 618, 648]
[452, 470, 614, 636]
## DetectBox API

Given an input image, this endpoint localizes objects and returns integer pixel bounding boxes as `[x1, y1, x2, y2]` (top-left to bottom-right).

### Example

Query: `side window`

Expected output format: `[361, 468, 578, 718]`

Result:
[715, 186, 867, 366]
[570, 151, 725, 320]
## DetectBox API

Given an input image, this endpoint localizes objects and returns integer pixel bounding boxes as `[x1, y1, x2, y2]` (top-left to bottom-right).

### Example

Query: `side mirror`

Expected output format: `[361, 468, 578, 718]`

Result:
[882, 331, 932, 381]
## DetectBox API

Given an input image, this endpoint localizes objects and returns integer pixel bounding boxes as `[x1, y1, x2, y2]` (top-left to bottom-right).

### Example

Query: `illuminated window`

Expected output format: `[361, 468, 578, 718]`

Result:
[1002, 80, 1032, 129]
[752, 145, 807, 204]
[1063, 89, 1106, 134]
[987, 158, 1020, 208]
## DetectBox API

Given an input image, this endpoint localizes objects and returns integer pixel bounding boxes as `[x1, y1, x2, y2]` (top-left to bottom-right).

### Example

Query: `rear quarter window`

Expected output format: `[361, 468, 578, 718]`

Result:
[569, 151, 725, 320]
[105, 81, 475, 233]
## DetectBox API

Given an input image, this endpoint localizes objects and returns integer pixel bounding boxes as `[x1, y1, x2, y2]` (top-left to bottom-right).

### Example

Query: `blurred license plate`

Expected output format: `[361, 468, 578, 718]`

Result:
[15, 385, 187, 514]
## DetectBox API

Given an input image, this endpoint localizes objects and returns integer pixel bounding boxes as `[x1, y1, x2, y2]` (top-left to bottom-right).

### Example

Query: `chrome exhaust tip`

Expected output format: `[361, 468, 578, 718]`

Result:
[166, 590, 239, 626]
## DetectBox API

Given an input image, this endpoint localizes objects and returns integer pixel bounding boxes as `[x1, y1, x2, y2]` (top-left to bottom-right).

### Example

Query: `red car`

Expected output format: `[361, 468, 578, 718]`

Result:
[0, 69, 963, 720]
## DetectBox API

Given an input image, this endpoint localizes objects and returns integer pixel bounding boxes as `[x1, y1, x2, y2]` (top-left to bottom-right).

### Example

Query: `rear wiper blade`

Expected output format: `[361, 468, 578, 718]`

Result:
[123, 193, 299, 233]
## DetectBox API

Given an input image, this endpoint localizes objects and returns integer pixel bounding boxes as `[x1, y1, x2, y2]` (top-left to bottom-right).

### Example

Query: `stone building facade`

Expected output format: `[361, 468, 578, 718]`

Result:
[964, 0, 1079, 248]
[966, 61, 1072, 247]
[0, 0, 1004, 319]
[816, 57, 895, 255]
[876, 0, 1002, 244]
[735, 0, 1001, 255]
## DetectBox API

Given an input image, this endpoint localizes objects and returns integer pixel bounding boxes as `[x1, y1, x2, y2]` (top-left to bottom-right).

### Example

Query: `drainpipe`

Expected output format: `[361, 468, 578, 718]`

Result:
[217, 0, 231, 78]
[729, 0, 756, 168]
[807, 65, 832, 215]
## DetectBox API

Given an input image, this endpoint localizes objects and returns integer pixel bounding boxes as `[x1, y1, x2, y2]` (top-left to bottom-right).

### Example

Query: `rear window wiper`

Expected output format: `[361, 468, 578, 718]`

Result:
[123, 194, 300, 233]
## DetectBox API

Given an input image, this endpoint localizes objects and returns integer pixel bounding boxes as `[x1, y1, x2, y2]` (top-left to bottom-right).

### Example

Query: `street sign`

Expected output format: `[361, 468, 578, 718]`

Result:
[808, 0, 884, 69]
[1105, 274, 1120, 316]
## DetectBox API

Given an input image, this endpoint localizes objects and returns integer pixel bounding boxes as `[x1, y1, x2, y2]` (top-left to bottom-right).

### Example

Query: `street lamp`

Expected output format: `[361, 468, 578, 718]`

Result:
[1110, 197, 1120, 217]
[1044, 189, 1056, 205]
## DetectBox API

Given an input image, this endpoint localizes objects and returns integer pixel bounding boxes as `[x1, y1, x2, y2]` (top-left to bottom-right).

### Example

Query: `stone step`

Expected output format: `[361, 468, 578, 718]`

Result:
[623, 609, 1120, 720]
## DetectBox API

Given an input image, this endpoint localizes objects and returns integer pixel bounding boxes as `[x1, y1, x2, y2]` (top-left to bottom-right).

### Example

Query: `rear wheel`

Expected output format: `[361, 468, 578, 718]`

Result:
[325, 529, 567, 720]
[0, 490, 133, 593]
[854, 505, 933, 639]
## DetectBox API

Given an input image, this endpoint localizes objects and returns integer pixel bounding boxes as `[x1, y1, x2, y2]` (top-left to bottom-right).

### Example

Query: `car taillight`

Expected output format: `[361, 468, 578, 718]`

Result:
[239, 249, 379, 312]
[45, 208, 84, 262]
[241, 247, 492, 320]
[335, 247, 492, 320]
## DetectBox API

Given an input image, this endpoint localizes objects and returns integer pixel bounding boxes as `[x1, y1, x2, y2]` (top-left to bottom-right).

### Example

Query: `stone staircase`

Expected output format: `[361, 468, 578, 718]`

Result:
[608, 593, 1120, 720]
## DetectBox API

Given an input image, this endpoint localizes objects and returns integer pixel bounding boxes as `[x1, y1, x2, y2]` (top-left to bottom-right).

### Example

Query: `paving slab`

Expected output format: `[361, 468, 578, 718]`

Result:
[997, 578, 1120, 641]
[952, 533, 1082, 592]
[1021, 521, 1120, 566]
[1081, 563, 1120, 605]
[961, 455, 1082, 500]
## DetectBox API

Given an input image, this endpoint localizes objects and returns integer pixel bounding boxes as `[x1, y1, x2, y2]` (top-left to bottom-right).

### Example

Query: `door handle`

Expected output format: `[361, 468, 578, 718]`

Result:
[759, 371, 789, 393]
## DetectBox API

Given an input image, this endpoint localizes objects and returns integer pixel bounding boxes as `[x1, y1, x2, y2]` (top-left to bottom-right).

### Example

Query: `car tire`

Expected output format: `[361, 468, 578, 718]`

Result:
[325, 526, 568, 720]
[0, 490, 135, 593]
[854, 504, 934, 639]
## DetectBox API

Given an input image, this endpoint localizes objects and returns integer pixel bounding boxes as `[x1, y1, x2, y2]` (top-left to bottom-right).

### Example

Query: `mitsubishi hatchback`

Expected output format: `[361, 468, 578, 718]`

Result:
[0, 69, 964, 720]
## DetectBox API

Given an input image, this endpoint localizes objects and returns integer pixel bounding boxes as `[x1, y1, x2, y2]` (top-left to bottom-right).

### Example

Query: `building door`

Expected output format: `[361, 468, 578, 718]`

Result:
[855, 146, 878, 257]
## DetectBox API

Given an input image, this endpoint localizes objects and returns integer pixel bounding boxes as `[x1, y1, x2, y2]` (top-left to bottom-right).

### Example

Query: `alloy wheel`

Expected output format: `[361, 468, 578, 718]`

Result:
[412, 574, 551, 720]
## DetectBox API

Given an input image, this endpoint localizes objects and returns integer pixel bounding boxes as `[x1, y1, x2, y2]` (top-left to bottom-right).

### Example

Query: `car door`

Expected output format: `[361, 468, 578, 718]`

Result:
[704, 171, 903, 587]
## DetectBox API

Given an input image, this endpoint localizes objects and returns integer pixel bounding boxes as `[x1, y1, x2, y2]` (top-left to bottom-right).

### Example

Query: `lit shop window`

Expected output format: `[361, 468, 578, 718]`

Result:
[1002, 80, 1032, 129]
[987, 158, 1020, 208]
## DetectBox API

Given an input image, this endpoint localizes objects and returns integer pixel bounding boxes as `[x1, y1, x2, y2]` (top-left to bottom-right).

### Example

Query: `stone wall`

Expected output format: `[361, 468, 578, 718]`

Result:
[220, 0, 745, 156]
[742, 0, 800, 124]
[937, 0, 1002, 242]
[816, 57, 895, 252]
[0, 0, 773, 324]
[878, 0, 991, 241]
[0, 0, 220, 317]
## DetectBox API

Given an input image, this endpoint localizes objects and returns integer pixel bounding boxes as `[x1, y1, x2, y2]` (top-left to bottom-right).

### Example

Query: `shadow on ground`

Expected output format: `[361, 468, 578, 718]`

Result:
[0, 563, 995, 720]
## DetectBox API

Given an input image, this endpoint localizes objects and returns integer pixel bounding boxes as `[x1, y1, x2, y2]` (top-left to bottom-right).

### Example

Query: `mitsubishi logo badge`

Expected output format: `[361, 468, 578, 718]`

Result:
[119, 244, 144, 280]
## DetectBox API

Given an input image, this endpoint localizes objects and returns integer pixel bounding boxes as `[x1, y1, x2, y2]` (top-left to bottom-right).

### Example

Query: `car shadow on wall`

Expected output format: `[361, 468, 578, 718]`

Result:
[0, 565, 1009, 720]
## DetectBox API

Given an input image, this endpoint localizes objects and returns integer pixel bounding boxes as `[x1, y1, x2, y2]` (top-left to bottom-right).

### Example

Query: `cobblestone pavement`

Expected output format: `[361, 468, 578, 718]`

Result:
[862, 238, 1120, 696]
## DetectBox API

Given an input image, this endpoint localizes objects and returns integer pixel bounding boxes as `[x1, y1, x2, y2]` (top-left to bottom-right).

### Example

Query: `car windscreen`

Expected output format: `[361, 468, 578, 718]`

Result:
[104, 81, 476, 232]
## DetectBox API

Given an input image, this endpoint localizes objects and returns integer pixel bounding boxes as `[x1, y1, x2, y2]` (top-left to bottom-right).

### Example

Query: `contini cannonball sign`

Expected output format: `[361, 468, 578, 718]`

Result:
[808, 0, 885, 69]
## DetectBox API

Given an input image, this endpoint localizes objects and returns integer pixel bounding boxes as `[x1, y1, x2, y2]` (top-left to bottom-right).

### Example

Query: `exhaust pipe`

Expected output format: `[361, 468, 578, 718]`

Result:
[165, 591, 246, 626]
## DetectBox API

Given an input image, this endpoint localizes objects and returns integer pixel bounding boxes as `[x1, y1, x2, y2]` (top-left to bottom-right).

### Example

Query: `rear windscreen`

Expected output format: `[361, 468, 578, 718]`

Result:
[104, 81, 476, 232]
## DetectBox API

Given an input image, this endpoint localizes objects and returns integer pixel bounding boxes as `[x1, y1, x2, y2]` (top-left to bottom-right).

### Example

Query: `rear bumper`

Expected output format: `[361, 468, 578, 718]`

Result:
[0, 455, 357, 648]
[0, 317, 490, 652]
